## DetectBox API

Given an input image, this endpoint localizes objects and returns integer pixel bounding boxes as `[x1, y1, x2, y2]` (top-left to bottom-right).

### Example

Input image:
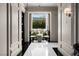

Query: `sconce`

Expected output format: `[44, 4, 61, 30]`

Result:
[64, 8, 72, 17]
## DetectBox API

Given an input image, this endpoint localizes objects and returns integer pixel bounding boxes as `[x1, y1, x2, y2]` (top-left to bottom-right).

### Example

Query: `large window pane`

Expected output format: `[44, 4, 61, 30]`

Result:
[32, 13, 48, 29]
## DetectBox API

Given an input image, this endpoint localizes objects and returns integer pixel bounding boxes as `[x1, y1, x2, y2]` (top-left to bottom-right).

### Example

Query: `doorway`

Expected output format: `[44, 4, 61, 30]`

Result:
[28, 12, 51, 43]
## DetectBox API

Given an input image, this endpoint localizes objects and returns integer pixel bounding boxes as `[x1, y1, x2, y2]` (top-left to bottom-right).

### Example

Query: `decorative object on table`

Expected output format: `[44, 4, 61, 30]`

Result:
[36, 34, 43, 42]
[31, 30, 38, 36]
[43, 30, 48, 36]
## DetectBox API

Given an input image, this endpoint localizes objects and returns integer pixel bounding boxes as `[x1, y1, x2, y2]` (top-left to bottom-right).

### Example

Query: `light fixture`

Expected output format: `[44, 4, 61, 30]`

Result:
[64, 8, 72, 17]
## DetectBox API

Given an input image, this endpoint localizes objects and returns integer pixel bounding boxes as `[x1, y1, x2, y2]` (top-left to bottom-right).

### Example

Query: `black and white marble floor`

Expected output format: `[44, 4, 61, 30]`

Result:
[24, 41, 58, 56]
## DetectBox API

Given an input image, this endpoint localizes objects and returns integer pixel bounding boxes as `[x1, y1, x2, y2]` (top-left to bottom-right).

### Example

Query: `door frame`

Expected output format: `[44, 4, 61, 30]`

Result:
[28, 11, 51, 42]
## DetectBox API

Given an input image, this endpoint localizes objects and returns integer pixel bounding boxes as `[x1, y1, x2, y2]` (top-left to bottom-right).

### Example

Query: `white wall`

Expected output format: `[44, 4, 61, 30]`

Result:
[9, 3, 25, 56]
[0, 3, 25, 56]
[62, 4, 73, 55]
[0, 3, 7, 56]
[50, 9, 58, 42]
[58, 3, 76, 56]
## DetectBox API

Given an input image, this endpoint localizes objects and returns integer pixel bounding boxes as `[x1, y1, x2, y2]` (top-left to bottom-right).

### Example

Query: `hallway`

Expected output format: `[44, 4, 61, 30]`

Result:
[0, 3, 79, 56]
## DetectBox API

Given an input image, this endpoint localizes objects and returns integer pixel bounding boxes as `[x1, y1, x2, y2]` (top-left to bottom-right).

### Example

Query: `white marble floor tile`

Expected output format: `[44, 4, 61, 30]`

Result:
[24, 41, 58, 56]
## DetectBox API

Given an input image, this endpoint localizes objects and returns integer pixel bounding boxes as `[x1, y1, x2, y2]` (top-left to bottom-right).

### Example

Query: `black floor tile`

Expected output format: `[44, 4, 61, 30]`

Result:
[53, 48, 63, 56]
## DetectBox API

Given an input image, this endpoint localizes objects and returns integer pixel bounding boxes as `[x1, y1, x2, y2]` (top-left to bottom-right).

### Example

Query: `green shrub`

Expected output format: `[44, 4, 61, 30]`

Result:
[32, 17, 46, 29]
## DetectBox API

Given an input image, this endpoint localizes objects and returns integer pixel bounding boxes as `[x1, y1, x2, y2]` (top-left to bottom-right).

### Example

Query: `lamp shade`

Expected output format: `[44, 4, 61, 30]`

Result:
[64, 8, 72, 17]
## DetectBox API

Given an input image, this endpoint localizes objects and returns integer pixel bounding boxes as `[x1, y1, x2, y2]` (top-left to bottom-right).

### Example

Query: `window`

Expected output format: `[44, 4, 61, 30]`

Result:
[32, 13, 48, 29]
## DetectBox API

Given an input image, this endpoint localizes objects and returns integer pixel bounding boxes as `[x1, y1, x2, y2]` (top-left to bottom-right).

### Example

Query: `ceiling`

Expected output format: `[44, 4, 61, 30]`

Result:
[24, 3, 58, 7]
